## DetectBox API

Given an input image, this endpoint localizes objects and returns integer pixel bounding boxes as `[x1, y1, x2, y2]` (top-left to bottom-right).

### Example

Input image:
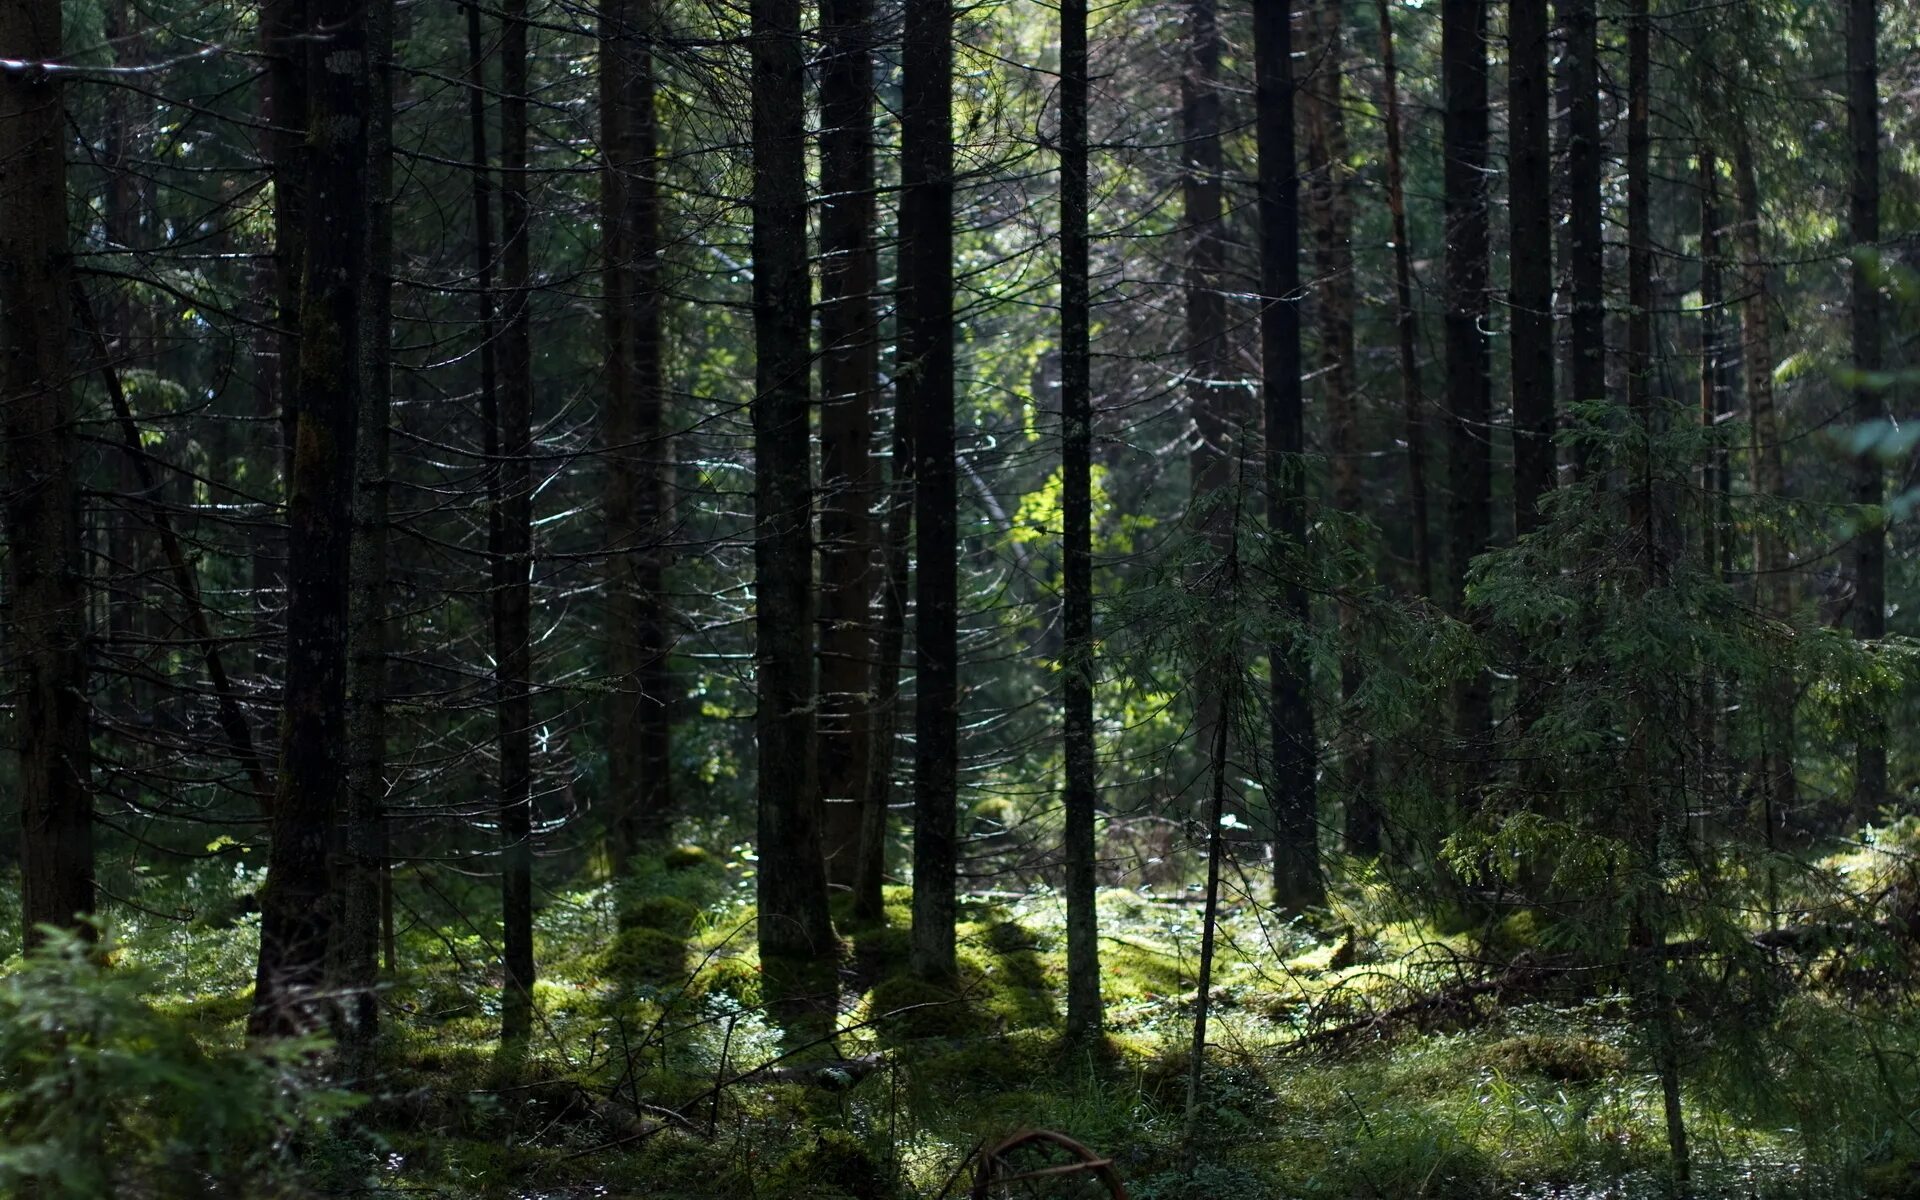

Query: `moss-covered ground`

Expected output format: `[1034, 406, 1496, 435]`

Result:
[31, 827, 1920, 1199]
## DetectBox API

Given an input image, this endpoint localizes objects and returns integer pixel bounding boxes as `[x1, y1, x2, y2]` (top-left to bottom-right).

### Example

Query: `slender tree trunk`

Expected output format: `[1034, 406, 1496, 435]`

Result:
[335, 0, 394, 1068]
[252, 0, 369, 1035]
[3, 0, 94, 944]
[1562, 0, 1604, 474]
[1698, 151, 1728, 584]
[1848, 0, 1885, 823]
[496, 0, 537, 1044]
[1257, 0, 1320, 912]
[1301, 0, 1373, 855]
[1732, 133, 1795, 839]
[1059, 0, 1102, 1041]
[1510, 0, 1555, 534]
[818, 0, 881, 893]
[752, 0, 835, 971]
[1375, 0, 1431, 600]
[1184, 0, 1233, 535]
[904, 0, 960, 981]
[1625, 0, 1653, 555]
[1184, 641, 1233, 1153]
[1443, 0, 1492, 794]
[603, 0, 672, 864]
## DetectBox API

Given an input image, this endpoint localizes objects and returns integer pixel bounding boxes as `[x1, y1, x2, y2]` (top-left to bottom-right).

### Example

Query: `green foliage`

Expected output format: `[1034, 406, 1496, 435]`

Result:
[599, 926, 689, 987]
[0, 927, 355, 1198]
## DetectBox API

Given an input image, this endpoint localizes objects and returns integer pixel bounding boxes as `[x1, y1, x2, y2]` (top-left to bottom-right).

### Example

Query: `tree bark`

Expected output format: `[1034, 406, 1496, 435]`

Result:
[1375, 0, 1431, 600]
[1184, 0, 1233, 536]
[1510, 0, 1555, 534]
[817, 0, 881, 894]
[3, 0, 94, 944]
[1060, 0, 1102, 1041]
[252, 0, 369, 1035]
[603, 0, 673, 862]
[497, 0, 537, 1044]
[1561, 0, 1604, 475]
[1257, 0, 1321, 912]
[904, 0, 960, 981]
[752, 0, 835, 968]
[1444, 0, 1492, 795]
[1847, 0, 1885, 823]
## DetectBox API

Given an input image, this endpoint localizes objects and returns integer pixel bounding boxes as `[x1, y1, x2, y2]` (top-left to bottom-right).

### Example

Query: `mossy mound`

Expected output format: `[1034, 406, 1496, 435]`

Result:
[620, 893, 701, 936]
[663, 844, 714, 870]
[599, 926, 688, 986]
[766, 1129, 888, 1200]
[1480, 1032, 1628, 1083]
[688, 953, 761, 1006]
[865, 974, 989, 1041]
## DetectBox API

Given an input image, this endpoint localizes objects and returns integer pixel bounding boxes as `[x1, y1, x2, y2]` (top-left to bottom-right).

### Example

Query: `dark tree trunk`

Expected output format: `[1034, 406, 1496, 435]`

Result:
[752, 0, 835, 969]
[603, 0, 672, 862]
[336, 0, 394, 1068]
[1510, 0, 1555, 534]
[1562, 0, 1604, 473]
[1256, 0, 1321, 912]
[1184, 0, 1233, 532]
[3, 0, 94, 944]
[1443, 0, 1492, 792]
[252, 0, 369, 1035]
[497, 0, 537, 1044]
[1375, 0, 1431, 600]
[1059, 0, 1102, 1041]
[1625, 0, 1652, 554]
[1848, 0, 1885, 822]
[904, 0, 959, 981]
[1302, 0, 1373, 856]
[1698, 150, 1731, 584]
[817, 0, 881, 894]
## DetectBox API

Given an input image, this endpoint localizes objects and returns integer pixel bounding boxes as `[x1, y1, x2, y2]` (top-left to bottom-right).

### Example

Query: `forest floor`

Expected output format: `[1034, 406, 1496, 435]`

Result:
[73, 829, 1920, 1199]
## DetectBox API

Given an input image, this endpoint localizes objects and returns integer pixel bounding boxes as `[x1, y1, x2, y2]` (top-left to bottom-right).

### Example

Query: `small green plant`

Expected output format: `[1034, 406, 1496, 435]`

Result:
[0, 926, 357, 1198]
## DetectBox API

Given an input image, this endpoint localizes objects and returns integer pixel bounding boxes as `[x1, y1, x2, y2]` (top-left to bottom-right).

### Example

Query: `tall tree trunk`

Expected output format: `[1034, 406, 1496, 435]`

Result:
[1302, 0, 1373, 855]
[1443, 0, 1492, 794]
[1562, 0, 1604, 475]
[3, 0, 94, 944]
[603, 0, 672, 864]
[252, 0, 369, 1035]
[336, 0, 394, 1069]
[1375, 0, 1431, 600]
[904, 0, 960, 981]
[818, 0, 880, 894]
[497, 0, 537, 1044]
[1625, 0, 1652, 554]
[1732, 133, 1795, 840]
[1847, 0, 1885, 823]
[1510, 0, 1555, 534]
[1257, 0, 1320, 912]
[1059, 0, 1102, 1041]
[752, 0, 835, 971]
[1184, 0, 1232, 534]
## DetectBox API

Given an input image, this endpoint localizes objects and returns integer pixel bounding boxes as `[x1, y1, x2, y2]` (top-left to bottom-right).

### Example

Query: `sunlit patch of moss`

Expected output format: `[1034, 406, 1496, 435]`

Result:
[863, 974, 988, 1041]
[664, 843, 714, 871]
[620, 893, 702, 936]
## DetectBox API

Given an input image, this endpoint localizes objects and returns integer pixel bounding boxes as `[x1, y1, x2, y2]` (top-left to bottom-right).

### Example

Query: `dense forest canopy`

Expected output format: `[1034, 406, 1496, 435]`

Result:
[1, 0, 1918, 1195]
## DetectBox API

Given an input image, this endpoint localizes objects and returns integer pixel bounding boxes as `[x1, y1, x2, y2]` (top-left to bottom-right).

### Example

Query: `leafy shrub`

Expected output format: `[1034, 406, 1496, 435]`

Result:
[0, 927, 356, 1198]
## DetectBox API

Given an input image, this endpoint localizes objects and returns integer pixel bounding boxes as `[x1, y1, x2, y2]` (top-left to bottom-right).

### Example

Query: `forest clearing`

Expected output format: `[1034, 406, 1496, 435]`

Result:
[1, 0, 1918, 1196]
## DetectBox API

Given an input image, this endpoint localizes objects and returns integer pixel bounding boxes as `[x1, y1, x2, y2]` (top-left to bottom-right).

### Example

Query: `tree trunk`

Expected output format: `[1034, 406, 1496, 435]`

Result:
[1375, 0, 1431, 600]
[603, 0, 672, 863]
[817, 0, 881, 893]
[1443, 0, 1492, 795]
[497, 0, 537, 1044]
[252, 0, 369, 1035]
[1184, 0, 1233, 536]
[1732, 133, 1796, 839]
[335, 0, 394, 1069]
[1510, 0, 1555, 534]
[1257, 0, 1321, 912]
[1562, 0, 1604, 474]
[904, 0, 960, 981]
[752, 0, 835, 969]
[3, 0, 94, 944]
[1847, 0, 1885, 823]
[1625, 0, 1652, 556]
[1059, 0, 1102, 1041]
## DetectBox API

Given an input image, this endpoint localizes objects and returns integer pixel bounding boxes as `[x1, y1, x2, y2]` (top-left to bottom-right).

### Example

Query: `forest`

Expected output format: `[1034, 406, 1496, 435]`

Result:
[1, 0, 1917, 1195]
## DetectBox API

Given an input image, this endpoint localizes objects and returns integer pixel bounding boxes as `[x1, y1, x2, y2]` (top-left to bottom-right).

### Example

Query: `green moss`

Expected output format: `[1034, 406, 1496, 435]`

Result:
[865, 974, 988, 1041]
[1480, 1033, 1628, 1083]
[663, 844, 713, 870]
[1864, 1160, 1920, 1200]
[766, 1129, 887, 1200]
[620, 893, 701, 936]
[599, 927, 688, 986]
[689, 954, 762, 1006]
